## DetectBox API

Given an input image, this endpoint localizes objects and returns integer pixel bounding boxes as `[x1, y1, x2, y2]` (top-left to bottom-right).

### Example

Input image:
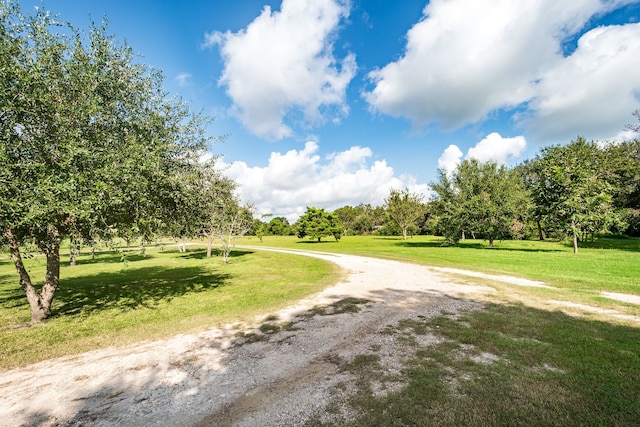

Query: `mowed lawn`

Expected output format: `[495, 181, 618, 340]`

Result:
[240, 235, 640, 294]
[1, 236, 639, 426]
[0, 246, 340, 370]
[237, 235, 639, 427]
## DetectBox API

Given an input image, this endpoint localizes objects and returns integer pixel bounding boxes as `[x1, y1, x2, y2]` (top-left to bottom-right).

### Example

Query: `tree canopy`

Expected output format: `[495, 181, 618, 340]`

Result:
[296, 207, 343, 242]
[385, 188, 425, 240]
[431, 159, 529, 247]
[528, 138, 613, 253]
[0, 3, 220, 322]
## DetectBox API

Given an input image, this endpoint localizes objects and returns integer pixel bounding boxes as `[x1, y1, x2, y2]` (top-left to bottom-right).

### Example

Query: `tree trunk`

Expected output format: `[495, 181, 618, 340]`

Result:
[206, 234, 214, 257]
[571, 218, 579, 254]
[402, 227, 408, 240]
[4, 227, 60, 324]
[461, 231, 465, 241]
[537, 219, 544, 241]
[69, 236, 77, 267]
[40, 243, 61, 320]
[489, 237, 494, 248]
[222, 234, 231, 265]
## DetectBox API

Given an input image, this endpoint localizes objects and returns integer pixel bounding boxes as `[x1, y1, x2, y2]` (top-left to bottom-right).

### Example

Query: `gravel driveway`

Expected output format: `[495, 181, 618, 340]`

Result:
[1, 248, 547, 426]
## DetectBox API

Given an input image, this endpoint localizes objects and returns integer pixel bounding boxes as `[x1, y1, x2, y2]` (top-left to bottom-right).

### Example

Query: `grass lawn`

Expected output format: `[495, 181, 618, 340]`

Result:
[0, 245, 340, 370]
[1, 235, 639, 425]
[239, 235, 640, 294]
[242, 235, 639, 425]
[341, 302, 640, 427]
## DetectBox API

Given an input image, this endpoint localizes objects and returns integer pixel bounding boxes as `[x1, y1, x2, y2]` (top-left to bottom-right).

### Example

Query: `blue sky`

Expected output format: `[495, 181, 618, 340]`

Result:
[23, 0, 640, 220]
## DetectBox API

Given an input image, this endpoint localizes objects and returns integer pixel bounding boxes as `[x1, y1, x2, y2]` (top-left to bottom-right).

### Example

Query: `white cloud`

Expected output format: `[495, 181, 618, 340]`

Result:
[363, 0, 639, 141]
[437, 133, 527, 174]
[528, 23, 640, 142]
[466, 133, 526, 164]
[175, 72, 192, 87]
[217, 142, 430, 222]
[437, 145, 463, 175]
[206, 0, 357, 139]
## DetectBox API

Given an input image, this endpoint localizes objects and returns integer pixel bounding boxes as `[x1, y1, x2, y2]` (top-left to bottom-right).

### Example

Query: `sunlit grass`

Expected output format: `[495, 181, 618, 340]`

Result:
[342, 303, 640, 427]
[0, 246, 340, 370]
[239, 235, 640, 294]
[1, 234, 639, 425]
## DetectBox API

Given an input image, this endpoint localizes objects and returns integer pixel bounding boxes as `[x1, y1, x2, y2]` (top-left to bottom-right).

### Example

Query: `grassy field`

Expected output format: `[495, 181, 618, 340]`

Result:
[338, 301, 640, 427]
[0, 245, 340, 370]
[1, 235, 639, 425]
[242, 234, 637, 427]
[239, 234, 640, 294]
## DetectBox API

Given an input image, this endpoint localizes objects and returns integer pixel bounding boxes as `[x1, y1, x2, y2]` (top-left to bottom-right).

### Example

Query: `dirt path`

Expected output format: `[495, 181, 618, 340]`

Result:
[0, 248, 569, 426]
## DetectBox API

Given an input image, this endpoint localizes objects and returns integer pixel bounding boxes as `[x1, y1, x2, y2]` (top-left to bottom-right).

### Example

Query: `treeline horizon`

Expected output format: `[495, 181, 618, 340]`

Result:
[251, 135, 640, 248]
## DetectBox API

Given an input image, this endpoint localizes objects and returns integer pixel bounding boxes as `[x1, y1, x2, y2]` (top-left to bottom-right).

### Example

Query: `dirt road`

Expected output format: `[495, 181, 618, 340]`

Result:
[1, 248, 549, 426]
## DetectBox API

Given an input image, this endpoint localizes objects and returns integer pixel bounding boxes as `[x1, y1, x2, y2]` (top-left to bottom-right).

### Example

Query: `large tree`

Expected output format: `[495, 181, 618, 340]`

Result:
[385, 188, 425, 240]
[0, 4, 217, 323]
[296, 207, 343, 242]
[431, 160, 529, 247]
[263, 216, 290, 236]
[529, 137, 613, 253]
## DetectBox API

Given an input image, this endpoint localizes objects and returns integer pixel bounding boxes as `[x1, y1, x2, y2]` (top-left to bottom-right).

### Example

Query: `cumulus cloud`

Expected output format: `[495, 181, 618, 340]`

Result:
[438, 133, 527, 174]
[205, 0, 356, 139]
[466, 133, 526, 163]
[175, 72, 192, 87]
[364, 0, 639, 141]
[437, 145, 463, 175]
[528, 23, 640, 142]
[218, 142, 430, 221]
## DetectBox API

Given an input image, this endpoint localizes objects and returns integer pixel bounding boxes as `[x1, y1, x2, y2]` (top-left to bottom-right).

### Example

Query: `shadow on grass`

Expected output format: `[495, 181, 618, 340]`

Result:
[51, 265, 231, 318]
[0, 285, 25, 309]
[13, 291, 640, 426]
[61, 252, 156, 267]
[396, 240, 564, 252]
[295, 240, 338, 245]
[179, 248, 253, 260]
[571, 238, 640, 252]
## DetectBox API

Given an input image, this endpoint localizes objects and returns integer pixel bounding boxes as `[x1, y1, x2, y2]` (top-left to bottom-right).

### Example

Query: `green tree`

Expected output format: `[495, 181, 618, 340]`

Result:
[431, 160, 529, 247]
[384, 188, 425, 240]
[333, 205, 357, 235]
[0, 4, 218, 323]
[529, 137, 613, 253]
[335, 203, 383, 235]
[430, 169, 467, 243]
[602, 139, 640, 211]
[265, 216, 291, 236]
[296, 207, 343, 242]
[211, 197, 255, 265]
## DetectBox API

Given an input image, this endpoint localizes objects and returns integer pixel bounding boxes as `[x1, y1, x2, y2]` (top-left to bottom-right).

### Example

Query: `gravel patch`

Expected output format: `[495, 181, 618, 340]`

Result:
[0, 248, 528, 427]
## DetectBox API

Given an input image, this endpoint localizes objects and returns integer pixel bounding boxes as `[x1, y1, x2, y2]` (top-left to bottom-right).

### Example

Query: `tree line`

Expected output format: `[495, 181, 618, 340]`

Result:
[279, 134, 640, 251]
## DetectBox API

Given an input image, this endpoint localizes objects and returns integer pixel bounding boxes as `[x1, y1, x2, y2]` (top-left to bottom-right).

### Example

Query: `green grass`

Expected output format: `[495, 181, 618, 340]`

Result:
[0, 246, 340, 370]
[341, 303, 640, 427]
[239, 235, 640, 294]
[1, 234, 639, 425]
